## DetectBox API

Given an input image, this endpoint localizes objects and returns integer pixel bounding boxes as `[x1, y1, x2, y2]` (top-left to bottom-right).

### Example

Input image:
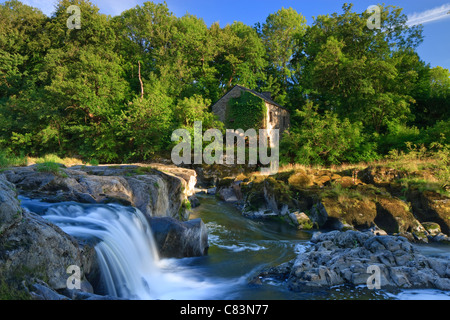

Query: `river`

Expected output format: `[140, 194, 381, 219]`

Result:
[20, 194, 450, 300]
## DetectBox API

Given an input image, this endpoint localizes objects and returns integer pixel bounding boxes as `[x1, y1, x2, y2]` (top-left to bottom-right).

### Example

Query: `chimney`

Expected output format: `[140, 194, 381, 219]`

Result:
[262, 92, 272, 100]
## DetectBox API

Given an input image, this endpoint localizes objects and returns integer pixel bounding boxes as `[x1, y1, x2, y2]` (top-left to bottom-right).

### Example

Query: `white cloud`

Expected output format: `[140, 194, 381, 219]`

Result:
[407, 3, 450, 26]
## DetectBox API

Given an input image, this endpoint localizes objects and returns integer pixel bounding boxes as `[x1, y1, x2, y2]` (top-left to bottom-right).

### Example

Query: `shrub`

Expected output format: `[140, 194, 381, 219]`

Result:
[0, 150, 28, 168]
[280, 101, 375, 166]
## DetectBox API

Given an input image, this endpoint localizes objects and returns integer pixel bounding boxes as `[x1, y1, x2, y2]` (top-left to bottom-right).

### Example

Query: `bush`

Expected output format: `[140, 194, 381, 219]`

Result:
[280, 101, 377, 166]
[0, 150, 28, 168]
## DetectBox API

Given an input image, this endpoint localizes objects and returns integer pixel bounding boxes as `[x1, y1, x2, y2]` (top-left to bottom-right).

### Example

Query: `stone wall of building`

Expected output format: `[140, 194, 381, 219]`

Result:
[211, 86, 290, 138]
[211, 86, 243, 123]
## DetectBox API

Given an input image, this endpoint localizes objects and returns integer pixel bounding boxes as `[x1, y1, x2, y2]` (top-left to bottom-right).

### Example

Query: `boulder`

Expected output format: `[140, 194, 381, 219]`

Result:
[359, 166, 406, 186]
[422, 222, 442, 237]
[310, 197, 377, 231]
[0, 209, 97, 290]
[149, 217, 209, 259]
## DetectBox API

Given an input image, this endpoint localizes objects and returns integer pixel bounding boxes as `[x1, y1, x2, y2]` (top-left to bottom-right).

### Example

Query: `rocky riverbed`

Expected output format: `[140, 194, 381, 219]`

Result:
[251, 230, 450, 292]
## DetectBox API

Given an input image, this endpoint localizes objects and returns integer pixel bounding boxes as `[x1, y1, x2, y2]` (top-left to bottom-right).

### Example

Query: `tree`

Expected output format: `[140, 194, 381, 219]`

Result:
[0, 0, 51, 155]
[37, 0, 129, 161]
[214, 22, 267, 94]
[258, 7, 307, 105]
[411, 65, 450, 127]
[294, 3, 424, 133]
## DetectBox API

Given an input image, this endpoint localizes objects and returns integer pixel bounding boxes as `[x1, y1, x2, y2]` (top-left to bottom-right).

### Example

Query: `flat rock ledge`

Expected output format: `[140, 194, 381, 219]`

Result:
[251, 230, 450, 292]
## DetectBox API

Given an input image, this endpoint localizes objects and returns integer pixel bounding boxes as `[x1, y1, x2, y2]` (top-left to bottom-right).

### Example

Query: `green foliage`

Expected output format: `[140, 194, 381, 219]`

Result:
[0, 1, 447, 169]
[280, 102, 378, 166]
[0, 150, 28, 168]
[226, 91, 267, 131]
[182, 199, 192, 211]
[258, 7, 307, 105]
[295, 4, 423, 133]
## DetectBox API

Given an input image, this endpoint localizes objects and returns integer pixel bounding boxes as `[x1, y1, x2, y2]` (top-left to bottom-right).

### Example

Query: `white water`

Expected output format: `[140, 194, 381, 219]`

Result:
[41, 202, 239, 300]
[20, 196, 450, 301]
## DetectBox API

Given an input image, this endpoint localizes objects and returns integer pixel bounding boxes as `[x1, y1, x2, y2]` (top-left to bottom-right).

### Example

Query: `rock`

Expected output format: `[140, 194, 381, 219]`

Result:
[3, 164, 197, 221]
[30, 283, 70, 300]
[374, 197, 423, 235]
[0, 174, 23, 234]
[188, 195, 200, 208]
[422, 222, 442, 236]
[288, 172, 313, 189]
[218, 186, 238, 203]
[0, 209, 96, 291]
[311, 197, 377, 231]
[149, 217, 209, 258]
[359, 166, 406, 186]
[253, 230, 450, 292]
[287, 212, 314, 230]
[0, 175, 98, 298]
[429, 233, 450, 244]
[408, 191, 450, 236]
[309, 202, 329, 228]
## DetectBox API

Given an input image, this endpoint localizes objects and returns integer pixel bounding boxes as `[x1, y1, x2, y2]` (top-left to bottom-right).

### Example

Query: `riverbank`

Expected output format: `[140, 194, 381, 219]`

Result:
[0, 160, 449, 300]
[196, 157, 449, 245]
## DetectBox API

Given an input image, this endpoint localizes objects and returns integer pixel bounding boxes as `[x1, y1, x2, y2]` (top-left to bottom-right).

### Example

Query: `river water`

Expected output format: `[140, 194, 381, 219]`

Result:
[20, 194, 450, 300]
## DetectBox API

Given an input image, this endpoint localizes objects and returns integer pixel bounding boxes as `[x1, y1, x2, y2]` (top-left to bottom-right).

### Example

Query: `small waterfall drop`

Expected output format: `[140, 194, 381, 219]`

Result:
[21, 199, 237, 300]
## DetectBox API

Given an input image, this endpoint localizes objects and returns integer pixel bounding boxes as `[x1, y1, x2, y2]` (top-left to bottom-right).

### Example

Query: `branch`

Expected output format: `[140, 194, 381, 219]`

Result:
[138, 61, 144, 99]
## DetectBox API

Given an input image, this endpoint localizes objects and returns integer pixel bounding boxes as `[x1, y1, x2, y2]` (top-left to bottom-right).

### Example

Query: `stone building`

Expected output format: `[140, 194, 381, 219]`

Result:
[211, 85, 290, 147]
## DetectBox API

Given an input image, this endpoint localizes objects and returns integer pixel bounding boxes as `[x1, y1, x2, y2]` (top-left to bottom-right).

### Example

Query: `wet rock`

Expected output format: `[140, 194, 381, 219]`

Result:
[149, 217, 209, 258]
[253, 230, 450, 292]
[0, 174, 97, 298]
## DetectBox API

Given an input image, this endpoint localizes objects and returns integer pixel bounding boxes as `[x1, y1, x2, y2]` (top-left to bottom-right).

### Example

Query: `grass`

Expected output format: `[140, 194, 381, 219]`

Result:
[134, 166, 157, 175]
[35, 161, 62, 174]
[0, 151, 94, 170]
[399, 177, 450, 197]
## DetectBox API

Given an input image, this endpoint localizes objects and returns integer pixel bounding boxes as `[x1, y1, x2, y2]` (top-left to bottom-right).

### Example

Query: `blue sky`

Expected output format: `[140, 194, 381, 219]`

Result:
[12, 0, 450, 70]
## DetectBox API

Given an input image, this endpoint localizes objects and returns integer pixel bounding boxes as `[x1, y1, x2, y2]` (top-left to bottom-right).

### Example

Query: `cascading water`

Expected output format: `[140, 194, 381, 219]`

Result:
[20, 196, 450, 300]
[20, 198, 239, 300]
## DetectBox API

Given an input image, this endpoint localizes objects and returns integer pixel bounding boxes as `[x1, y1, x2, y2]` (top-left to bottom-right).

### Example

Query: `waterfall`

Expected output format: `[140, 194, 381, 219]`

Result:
[21, 199, 236, 300]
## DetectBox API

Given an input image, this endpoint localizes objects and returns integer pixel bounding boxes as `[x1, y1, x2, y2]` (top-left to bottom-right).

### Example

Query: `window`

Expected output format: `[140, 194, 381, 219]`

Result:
[269, 112, 273, 123]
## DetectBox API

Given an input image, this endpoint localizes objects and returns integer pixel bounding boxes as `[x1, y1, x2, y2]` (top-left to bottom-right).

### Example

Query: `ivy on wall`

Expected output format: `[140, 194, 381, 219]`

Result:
[226, 91, 267, 131]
